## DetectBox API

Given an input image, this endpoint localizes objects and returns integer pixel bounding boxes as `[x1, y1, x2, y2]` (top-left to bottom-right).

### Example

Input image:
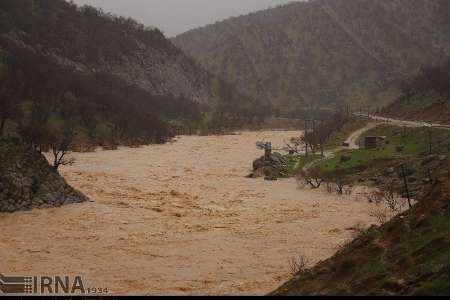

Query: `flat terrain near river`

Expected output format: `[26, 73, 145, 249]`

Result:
[0, 131, 385, 295]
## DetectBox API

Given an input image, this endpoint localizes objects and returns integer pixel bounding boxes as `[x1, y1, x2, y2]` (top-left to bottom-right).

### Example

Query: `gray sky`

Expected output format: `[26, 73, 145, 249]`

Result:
[71, 0, 298, 37]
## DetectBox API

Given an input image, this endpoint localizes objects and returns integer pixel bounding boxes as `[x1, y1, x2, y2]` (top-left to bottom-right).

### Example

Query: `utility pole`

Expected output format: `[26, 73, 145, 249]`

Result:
[312, 119, 316, 155]
[401, 164, 412, 209]
[304, 119, 309, 157]
[427, 126, 433, 154]
[320, 136, 324, 158]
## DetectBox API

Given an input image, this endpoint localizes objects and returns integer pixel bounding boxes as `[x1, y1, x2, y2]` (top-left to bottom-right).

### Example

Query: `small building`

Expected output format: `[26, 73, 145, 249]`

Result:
[365, 136, 387, 149]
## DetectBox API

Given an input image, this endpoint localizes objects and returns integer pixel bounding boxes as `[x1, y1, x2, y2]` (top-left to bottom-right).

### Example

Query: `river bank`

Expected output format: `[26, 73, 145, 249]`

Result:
[0, 131, 387, 295]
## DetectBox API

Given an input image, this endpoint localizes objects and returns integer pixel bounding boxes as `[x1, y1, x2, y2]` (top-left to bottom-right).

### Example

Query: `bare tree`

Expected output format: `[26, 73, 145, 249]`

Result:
[325, 168, 350, 195]
[18, 98, 53, 153]
[0, 67, 19, 136]
[49, 124, 76, 171]
[0, 96, 16, 136]
[400, 164, 413, 208]
[369, 207, 389, 225]
[297, 168, 324, 189]
[335, 177, 347, 195]
[289, 255, 309, 276]
[366, 189, 384, 204]
[381, 187, 403, 213]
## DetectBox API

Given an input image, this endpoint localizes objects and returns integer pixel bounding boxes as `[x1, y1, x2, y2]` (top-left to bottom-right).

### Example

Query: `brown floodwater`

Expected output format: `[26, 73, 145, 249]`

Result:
[0, 131, 385, 295]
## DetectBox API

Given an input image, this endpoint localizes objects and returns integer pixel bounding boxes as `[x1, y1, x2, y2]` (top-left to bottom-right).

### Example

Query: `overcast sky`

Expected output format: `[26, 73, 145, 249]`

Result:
[71, 0, 298, 37]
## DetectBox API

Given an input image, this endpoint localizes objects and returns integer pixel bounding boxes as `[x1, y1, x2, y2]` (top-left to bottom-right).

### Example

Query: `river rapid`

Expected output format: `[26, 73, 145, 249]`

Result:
[0, 131, 383, 295]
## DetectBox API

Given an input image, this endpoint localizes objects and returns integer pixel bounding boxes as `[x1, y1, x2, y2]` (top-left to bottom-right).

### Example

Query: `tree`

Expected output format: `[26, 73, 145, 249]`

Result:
[297, 167, 324, 189]
[324, 168, 351, 195]
[0, 55, 19, 136]
[19, 97, 52, 153]
[48, 122, 76, 171]
[0, 91, 18, 136]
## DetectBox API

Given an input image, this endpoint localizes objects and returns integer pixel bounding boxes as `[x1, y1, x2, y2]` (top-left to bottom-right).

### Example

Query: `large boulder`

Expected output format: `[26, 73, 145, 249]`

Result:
[0, 138, 89, 213]
[249, 152, 288, 180]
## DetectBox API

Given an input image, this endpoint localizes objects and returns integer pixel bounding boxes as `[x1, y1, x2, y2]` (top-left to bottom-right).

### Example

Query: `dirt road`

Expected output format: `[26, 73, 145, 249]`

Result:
[0, 131, 385, 295]
[302, 123, 380, 172]
[354, 114, 450, 130]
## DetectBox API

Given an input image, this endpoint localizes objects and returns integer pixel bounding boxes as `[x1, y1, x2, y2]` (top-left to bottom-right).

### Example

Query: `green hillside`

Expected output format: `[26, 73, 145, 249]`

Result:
[174, 0, 450, 117]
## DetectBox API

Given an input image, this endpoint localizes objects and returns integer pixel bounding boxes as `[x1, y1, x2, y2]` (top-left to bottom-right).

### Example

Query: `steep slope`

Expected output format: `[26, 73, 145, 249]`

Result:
[0, 0, 269, 147]
[271, 152, 450, 296]
[0, 0, 211, 105]
[383, 60, 450, 125]
[272, 174, 450, 295]
[174, 0, 450, 116]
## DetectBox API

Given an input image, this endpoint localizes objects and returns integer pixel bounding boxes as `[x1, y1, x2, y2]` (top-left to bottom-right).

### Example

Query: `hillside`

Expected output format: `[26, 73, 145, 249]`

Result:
[0, 0, 211, 104]
[174, 0, 450, 117]
[272, 159, 450, 295]
[0, 0, 269, 148]
[269, 121, 450, 296]
[383, 60, 450, 125]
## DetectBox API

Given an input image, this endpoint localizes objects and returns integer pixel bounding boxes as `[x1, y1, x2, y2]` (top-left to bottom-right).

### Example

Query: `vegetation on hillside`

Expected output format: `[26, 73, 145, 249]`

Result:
[384, 59, 450, 124]
[0, 0, 178, 64]
[0, 0, 271, 154]
[273, 160, 450, 295]
[174, 0, 450, 116]
[296, 124, 450, 194]
[273, 122, 450, 295]
[283, 114, 365, 175]
[0, 40, 198, 148]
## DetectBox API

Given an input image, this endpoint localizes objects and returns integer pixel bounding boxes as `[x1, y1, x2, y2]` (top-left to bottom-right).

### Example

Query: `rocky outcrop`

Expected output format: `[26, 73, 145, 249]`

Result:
[249, 152, 289, 180]
[0, 138, 88, 213]
[0, 0, 214, 106]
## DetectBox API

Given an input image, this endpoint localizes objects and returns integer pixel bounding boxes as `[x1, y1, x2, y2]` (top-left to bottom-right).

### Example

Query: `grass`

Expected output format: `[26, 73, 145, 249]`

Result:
[285, 154, 322, 176]
[324, 118, 368, 150]
[359, 125, 450, 156]
[317, 125, 450, 174]
[281, 117, 370, 176]
[319, 149, 394, 173]
[272, 124, 450, 296]
[275, 207, 450, 295]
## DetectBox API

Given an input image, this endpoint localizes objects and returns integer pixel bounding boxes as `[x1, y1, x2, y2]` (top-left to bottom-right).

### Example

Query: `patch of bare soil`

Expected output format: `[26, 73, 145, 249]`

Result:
[0, 131, 386, 295]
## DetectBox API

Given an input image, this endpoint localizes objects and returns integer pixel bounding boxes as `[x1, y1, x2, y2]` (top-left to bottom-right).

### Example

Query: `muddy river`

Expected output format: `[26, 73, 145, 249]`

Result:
[0, 131, 383, 295]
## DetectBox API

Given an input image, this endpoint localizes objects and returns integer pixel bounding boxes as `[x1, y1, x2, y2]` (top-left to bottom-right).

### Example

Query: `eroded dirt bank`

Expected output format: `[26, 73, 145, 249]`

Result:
[1, 131, 383, 295]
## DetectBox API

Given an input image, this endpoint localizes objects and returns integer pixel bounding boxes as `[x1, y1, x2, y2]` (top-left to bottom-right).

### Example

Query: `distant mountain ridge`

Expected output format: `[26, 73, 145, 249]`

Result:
[174, 0, 450, 116]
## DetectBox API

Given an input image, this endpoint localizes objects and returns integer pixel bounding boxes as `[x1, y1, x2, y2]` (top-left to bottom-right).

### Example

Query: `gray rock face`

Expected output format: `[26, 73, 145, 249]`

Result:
[98, 44, 212, 105]
[0, 139, 89, 213]
[5, 32, 213, 106]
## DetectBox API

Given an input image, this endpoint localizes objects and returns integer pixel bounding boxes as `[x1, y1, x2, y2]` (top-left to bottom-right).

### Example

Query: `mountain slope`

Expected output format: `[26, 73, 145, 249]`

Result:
[383, 59, 450, 125]
[0, 0, 270, 148]
[0, 0, 211, 105]
[174, 0, 450, 116]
